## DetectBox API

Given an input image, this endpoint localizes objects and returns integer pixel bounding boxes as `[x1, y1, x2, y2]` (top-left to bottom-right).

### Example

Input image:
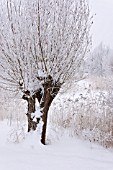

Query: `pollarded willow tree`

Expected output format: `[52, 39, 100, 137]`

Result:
[0, 0, 91, 144]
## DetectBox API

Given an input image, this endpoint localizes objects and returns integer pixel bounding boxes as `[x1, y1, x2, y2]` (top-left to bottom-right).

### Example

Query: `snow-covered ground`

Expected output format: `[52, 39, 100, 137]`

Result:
[0, 121, 113, 170]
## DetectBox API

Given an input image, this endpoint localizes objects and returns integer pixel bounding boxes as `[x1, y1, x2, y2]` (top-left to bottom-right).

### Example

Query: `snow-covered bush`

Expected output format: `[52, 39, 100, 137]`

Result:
[0, 90, 26, 124]
[48, 78, 113, 148]
[7, 125, 26, 143]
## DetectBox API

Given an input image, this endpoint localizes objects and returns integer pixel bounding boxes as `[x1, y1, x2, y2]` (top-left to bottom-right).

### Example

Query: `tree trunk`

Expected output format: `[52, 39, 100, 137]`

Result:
[41, 89, 54, 144]
[22, 77, 60, 145]
[40, 75, 60, 145]
[27, 96, 37, 132]
[22, 91, 39, 132]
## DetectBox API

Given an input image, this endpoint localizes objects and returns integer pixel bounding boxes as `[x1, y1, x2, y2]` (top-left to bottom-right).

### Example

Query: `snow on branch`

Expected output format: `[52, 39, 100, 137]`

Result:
[0, 0, 91, 94]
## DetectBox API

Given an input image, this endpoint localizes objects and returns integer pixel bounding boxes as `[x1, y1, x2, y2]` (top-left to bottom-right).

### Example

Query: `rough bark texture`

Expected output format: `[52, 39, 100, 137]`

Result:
[40, 75, 60, 145]
[40, 88, 54, 144]
[22, 76, 60, 145]
[22, 91, 39, 132]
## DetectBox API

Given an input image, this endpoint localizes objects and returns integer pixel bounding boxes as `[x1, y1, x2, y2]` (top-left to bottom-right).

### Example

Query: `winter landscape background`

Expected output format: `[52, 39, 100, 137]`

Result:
[0, 0, 113, 170]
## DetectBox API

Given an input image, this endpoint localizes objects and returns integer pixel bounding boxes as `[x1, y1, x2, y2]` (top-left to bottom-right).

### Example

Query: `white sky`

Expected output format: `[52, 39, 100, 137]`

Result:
[89, 0, 113, 49]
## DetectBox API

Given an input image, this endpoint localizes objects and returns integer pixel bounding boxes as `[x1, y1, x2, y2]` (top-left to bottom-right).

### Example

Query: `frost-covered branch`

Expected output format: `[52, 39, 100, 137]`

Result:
[0, 0, 91, 93]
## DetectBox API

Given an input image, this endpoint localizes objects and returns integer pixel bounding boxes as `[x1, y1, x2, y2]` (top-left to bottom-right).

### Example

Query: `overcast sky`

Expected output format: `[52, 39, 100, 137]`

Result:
[89, 0, 113, 49]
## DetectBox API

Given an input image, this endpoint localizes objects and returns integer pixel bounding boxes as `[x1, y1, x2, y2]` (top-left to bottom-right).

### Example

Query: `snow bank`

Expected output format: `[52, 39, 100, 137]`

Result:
[0, 121, 113, 170]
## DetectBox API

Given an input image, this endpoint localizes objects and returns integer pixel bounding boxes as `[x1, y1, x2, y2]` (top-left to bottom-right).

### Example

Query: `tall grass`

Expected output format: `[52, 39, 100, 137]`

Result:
[49, 77, 113, 148]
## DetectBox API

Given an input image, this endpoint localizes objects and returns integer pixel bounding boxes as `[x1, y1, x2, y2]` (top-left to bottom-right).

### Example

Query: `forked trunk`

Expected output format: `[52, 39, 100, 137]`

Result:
[22, 76, 60, 145]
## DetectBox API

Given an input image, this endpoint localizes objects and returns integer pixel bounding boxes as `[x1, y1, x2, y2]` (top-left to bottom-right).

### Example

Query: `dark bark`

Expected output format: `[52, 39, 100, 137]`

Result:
[40, 75, 60, 145]
[35, 88, 43, 103]
[22, 91, 39, 132]
[22, 76, 60, 145]
[40, 88, 54, 144]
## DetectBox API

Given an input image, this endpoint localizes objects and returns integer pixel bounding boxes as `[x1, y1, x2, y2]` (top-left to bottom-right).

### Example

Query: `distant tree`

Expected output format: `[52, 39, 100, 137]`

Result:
[85, 43, 112, 77]
[0, 0, 91, 144]
[109, 50, 113, 74]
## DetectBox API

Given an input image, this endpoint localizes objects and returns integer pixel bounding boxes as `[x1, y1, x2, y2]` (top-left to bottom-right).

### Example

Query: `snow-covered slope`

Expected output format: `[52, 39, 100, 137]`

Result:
[0, 121, 113, 170]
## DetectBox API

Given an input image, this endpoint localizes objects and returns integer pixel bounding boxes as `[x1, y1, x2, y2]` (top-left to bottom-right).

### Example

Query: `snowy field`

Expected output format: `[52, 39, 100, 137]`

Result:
[0, 0, 113, 169]
[0, 121, 113, 170]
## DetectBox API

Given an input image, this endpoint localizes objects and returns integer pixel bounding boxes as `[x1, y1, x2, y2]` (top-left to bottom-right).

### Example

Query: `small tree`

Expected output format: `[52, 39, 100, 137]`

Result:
[0, 0, 91, 144]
